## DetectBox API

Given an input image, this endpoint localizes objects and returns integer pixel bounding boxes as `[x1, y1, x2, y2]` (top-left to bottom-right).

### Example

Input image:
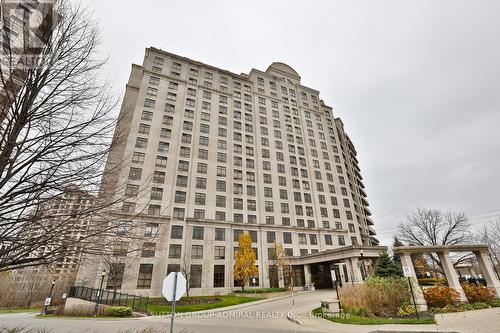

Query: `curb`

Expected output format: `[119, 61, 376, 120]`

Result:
[145, 291, 311, 319]
[286, 313, 303, 325]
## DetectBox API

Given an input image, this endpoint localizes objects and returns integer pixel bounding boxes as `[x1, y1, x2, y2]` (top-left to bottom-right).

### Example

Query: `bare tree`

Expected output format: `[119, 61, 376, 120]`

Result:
[179, 253, 191, 300]
[475, 218, 500, 279]
[397, 208, 472, 271]
[0, 1, 145, 272]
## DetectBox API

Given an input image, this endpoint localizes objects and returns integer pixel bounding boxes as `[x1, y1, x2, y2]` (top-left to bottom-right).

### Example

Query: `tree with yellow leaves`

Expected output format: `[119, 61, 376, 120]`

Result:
[234, 231, 258, 291]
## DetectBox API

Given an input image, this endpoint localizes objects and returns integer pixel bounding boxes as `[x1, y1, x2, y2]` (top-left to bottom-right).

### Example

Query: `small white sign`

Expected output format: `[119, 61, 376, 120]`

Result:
[62, 293, 67, 299]
[402, 266, 412, 277]
[330, 269, 337, 281]
[44, 297, 52, 306]
[162, 272, 187, 302]
[252, 277, 256, 284]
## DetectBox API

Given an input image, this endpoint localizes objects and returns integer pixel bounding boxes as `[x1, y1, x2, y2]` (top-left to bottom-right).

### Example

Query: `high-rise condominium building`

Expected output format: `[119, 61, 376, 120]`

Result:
[77, 48, 382, 296]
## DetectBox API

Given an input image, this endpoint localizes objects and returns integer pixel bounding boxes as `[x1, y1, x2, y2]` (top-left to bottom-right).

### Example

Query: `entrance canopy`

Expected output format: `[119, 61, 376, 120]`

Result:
[289, 245, 387, 265]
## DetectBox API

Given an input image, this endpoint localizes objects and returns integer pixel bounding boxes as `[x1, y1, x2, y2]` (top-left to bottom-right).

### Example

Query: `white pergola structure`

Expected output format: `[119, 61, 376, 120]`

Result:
[394, 244, 500, 311]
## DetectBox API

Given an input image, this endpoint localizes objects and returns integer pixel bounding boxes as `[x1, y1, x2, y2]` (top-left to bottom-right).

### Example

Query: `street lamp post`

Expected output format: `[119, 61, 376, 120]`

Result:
[42, 280, 56, 315]
[93, 270, 106, 317]
[360, 250, 366, 281]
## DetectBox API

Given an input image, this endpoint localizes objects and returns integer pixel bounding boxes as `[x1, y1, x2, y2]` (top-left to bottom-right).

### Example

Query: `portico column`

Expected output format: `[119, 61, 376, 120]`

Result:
[474, 251, 500, 297]
[437, 251, 467, 302]
[349, 257, 363, 283]
[304, 264, 312, 286]
[400, 252, 428, 311]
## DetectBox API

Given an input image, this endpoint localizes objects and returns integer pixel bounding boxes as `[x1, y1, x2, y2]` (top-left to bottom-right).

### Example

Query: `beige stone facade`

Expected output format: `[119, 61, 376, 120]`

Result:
[77, 48, 379, 296]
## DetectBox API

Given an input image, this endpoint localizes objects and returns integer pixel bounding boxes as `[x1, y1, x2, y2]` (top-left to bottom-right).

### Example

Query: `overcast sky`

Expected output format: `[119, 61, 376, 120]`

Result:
[81, 0, 500, 245]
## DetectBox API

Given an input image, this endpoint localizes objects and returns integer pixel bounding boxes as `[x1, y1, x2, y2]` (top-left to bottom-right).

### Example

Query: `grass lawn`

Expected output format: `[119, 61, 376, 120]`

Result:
[311, 307, 436, 325]
[148, 295, 261, 314]
[237, 288, 288, 294]
[0, 308, 41, 314]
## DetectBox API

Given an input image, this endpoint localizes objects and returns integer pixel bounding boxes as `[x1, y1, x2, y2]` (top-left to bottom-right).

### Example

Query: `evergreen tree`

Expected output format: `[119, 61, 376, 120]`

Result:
[392, 236, 404, 265]
[374, 252, 403, 278]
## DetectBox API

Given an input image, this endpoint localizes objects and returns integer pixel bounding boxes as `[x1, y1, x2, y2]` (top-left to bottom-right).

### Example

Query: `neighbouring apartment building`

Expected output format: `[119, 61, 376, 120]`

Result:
[0, 0, 57, 110]
[10, 187, 95, 290]
[76, 48, 383, 296]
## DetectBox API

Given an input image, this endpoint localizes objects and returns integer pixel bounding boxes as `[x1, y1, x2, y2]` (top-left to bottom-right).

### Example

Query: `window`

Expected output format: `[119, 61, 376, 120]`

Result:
[215, 211, 226, 221]
[190, 265, 202, 288]
[216, 180, 226, 192]
[106, 263, 125, 290]
[215, 228, 225, 241]
[309, 234, 318, 245]
[135, 137, 148, 149]
[217, 166, 226, 177]
[325, 235, 333, 245]
[173, 207, 185, 220]
[194, 193, 206, 205]
[156, 156, 167, 168]
[141, 243, 156, 258]
[144, 98, 155, 108]
[144, 223, 158, 237]
[283, 232, 292, 244]
[194, 209, 205, 219]
[169, 244, 182, 259]
[125, 184, 139, 198]
[129, 167, 142, 181]
[267, 231, 276, 243]
[167, 264, 180, 276]
[180, 146, 190, 158]
[299, 234, 307, 245]
[191, 245, 203, 259]
[192, 226, 204, 240]
[176, 175, 188, 187]
[216, 195, 226, 208]
[148, 204, 161, 215]
[197, 163, 208, 174]
[137, 264, 153, 289]
[138, 123, 150, 135]
[132, 152, 145, 164]
[214, 246, 225, 260]
[150, 187, 163, 200]
[148, 73, 162, 85]
[171, 225, 183, 239]
[196, 177, 207, 189]
[213, 265, 225, 287]
[338, 235, 345, 246]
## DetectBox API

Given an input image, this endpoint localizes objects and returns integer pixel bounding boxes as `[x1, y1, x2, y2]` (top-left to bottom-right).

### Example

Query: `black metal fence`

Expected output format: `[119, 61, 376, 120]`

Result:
[68, 286, 149, 313]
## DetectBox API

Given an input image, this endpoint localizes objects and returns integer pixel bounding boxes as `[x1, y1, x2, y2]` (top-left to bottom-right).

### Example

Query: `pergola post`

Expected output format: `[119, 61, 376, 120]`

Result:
[400, 252, 428, 311]
[474, 250, 500, 297]
[437, 251, 467, 302]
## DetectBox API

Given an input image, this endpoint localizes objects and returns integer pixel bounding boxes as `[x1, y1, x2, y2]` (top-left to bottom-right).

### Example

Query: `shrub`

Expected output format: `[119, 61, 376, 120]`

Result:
[396, 304, 416, 317]
[488, 299, 500, 307]
[338, 284, 369, 313]
[105, 306, 132, 317]
[363, 276, 410, 317]
[430, 304, 464, 313]
[339, 277, 410, 317]
[423, 285, 460, 308]
[470, 302, 490, 310]
[417, 278, 446, 286]
[462, 283, 495, 303]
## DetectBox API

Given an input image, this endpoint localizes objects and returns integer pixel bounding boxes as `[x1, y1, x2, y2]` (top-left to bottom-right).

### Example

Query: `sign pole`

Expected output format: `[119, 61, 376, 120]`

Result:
[170, 272, 178, 333]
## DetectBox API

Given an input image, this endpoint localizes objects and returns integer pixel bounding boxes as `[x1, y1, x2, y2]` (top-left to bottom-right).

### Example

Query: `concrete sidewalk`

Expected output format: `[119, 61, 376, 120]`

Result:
[288, 304, 500, 333]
